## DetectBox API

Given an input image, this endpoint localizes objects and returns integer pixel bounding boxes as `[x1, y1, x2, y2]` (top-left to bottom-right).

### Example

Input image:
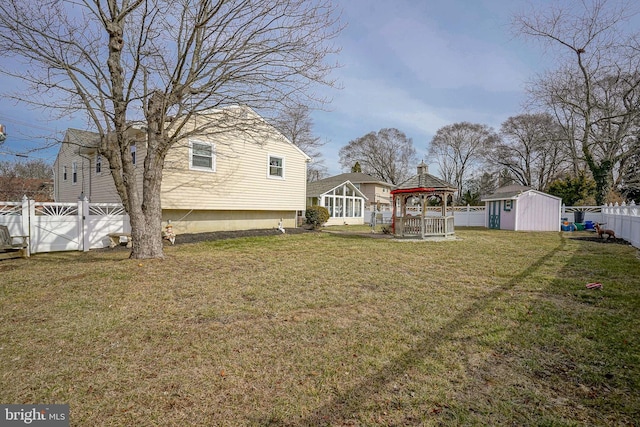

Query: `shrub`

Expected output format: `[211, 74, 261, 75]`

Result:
[305, 205, 330, 228]
[547, 172, 597, 206]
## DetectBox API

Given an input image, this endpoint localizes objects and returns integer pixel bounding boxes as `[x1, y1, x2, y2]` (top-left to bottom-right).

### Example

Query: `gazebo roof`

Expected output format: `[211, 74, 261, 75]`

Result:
[391, 163, 456, 194]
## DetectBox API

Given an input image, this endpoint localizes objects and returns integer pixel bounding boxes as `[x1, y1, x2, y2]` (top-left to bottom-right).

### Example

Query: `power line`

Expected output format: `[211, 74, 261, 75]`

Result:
[0, 113, 58, 133]
[0, 151, 29, 158]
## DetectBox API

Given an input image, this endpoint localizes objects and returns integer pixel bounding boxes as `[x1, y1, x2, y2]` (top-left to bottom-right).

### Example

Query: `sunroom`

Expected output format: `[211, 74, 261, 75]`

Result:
[306, 179, 367, 225]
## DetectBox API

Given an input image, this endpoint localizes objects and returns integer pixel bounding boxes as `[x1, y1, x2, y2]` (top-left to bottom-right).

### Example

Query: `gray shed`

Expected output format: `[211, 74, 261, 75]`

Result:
[481, 185, 561, 231]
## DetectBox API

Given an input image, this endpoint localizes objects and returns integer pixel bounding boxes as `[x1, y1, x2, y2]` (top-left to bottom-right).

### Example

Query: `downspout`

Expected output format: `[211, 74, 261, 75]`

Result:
[77, 152, 92, 201]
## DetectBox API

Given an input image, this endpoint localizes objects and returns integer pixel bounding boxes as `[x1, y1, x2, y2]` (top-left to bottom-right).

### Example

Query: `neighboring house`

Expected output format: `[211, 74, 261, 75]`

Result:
[0, 177, 54, 202]
[320, 173, 393, 211]
[481, 185, 561, 232]
[54, 107, 311, 233]
[306, 176, 367, 226]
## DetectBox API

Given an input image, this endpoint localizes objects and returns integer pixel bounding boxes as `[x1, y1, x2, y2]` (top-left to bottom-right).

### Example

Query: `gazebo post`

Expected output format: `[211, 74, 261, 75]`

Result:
[401, 195, 406, 237]
[420, 194, 425, 239]
[442, 191, 447, 217]
[441, 192, 445, 233]
[391, 194, 396, 235]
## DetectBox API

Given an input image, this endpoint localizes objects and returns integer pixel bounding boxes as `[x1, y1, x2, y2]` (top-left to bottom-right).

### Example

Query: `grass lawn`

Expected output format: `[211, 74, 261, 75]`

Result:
[1, 228, 638, 426]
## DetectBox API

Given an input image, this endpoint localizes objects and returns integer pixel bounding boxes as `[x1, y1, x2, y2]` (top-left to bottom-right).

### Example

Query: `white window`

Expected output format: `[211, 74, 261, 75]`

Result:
[268, 155, 284, 179]
[504, 200, 513, 211]
[96, 155, 102, 174]
[130, 145, 136, 166]
[63, 166, 68, 181]
[72, 162, 77, 184]
[190, 140, 216, 171]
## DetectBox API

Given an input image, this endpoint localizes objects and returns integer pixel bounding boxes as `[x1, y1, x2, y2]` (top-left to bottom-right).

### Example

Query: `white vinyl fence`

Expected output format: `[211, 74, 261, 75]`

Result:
[2, 198, 638, 254]
[601, 202, 640, 249]
[0, 196, 130, 255]
[366, 203, 639, 249]
[365, 205, 486, 227]
[561, 205, 604, 224]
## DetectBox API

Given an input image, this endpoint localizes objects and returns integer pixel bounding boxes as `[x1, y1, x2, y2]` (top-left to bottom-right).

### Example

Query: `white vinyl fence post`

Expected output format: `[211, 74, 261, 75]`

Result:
[78, 196, 90, 252]
[20, 195, 32, 256]
[83, 197, 91, 252]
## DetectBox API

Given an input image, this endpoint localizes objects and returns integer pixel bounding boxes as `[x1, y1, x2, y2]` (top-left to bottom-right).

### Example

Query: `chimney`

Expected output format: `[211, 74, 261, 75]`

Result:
[417, 161, 428, 175]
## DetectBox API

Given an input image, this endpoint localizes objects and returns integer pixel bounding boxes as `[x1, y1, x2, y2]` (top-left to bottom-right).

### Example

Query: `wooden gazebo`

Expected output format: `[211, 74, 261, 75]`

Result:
[391, 163, 457, 239]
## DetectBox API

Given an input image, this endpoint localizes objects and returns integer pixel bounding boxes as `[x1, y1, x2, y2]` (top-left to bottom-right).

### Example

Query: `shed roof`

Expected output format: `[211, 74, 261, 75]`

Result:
[481, 185, 531, 201]
[481, 185, 561, 202]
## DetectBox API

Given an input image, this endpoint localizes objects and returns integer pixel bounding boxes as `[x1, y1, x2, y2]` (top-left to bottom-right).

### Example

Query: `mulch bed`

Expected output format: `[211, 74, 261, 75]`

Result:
[567, 231, 631, 245]
[99, 227, 314, 251]
[174, 227, 311, 245]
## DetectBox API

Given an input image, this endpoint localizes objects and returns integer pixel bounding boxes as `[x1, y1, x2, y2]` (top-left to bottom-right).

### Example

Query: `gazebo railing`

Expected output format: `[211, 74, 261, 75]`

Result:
[397, 216, 455, 237]
[401, 216, 422, 235]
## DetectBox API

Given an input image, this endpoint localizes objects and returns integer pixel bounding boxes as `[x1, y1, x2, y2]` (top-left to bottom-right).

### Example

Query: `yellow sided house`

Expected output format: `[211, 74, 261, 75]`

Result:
[53, 107, 310, 234]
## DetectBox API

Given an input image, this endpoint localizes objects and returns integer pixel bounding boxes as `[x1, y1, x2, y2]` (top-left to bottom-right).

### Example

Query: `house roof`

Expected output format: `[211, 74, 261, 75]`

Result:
[306, 178, 367, 199]
[318, 172, 393, 188]
[65, 128, 100, 148]
[60, 105, 312, 159]
[306, 173, 392, 197]
[481, 185, 561, 202]
[392, 171, 456, 193]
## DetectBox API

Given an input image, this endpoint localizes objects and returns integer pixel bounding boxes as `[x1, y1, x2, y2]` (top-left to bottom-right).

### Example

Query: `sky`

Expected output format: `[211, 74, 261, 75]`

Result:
[0, 0, 552, 176]
[313, 0, 552, 176]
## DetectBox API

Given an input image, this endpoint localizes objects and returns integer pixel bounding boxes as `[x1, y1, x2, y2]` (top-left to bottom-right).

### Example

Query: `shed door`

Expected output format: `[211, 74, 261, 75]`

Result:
[489, 201, 500, 229]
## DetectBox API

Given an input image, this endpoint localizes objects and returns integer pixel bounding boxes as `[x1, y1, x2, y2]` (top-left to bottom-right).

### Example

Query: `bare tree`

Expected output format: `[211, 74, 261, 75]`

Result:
[514, 0, 640, 204]
[338, 128, 417, 185]
[0, 159, 53, 201]
[620, 137, 640, 201]
[428, 122, 498, 201]
[496, 113, 568, 190]
[0, 0, 341, 258]
[272, 103, 327, 182]
[0, 159, 52, 180]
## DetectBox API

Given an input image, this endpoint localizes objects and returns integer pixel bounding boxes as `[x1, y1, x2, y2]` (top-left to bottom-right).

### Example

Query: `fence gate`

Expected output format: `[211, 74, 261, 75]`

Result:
[0, 197, 130, 254]
[31, 202, 82, 253]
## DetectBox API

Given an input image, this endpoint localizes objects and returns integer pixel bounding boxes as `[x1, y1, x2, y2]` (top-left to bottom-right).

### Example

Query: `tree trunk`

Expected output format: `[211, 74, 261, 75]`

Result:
[129, 204, 164, 259]
[590, 160, 614, 206]
[127, 154, 165, 259]
[127, 91, 170, 259]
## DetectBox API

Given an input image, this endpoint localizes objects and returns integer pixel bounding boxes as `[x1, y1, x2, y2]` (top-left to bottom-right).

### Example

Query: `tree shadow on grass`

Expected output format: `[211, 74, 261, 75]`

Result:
[279, 236, 568, 426]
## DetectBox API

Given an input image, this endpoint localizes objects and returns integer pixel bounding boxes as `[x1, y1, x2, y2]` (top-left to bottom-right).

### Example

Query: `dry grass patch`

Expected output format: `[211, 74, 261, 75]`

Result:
[0, 229, 638, 425]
